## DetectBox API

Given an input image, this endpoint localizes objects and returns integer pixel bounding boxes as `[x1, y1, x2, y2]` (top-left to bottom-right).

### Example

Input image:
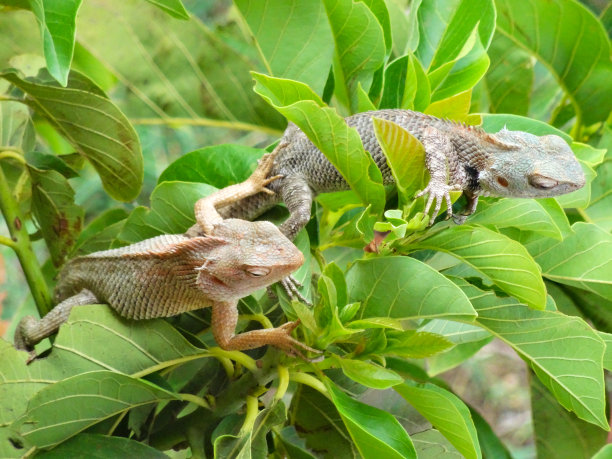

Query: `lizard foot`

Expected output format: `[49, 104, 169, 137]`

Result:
[280, 275, 312, 306]
[416, 182, 461, 225]
[274, 320, 321, 358]
[246, 143, 288, 193]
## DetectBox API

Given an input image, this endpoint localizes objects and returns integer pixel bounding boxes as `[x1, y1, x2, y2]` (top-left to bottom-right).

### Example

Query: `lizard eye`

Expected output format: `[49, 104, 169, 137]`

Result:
[246, 267, 270, 278]
[529, 175, 559, 190]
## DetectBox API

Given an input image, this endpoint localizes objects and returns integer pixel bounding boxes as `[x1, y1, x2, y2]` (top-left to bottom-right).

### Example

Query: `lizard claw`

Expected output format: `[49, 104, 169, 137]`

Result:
[280, 275, 312, 306]
[416, 182, 460, 225]
[277, 320, 321, 359]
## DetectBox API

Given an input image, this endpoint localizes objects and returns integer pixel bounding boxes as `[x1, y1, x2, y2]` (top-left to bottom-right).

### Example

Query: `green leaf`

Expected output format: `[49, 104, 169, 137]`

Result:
[455, 278, 608, 430]
[323, 0, 386, 111]
[414, 225, 547, 309]
[336, 357, 403, 389]
[480, 113, 572, 141]
[484, 33, 533, 116]
[328, 382, 416, 459]
[75, 0, 285, 131]
[346, 257, 477, 321]
[0, 101, 35, 152]
[411, 429, 463, 458]
[50, 306, 203, 375]
[371, 117, 426, 205]
[158, 144, 263, 187]
[467, 198, 565, 239]
[117, 181, 216, 243]
[426, 337, 493, 376]
[35, 433, 170, 458]
[28, 0, 82, 86]
[1, 70, 143, 201]
[17, 370, 177, 449]
[253, 73, 386, 215]
[214, 402, 287, 458]
[469, 408, 512, 459]
[28, 166, 83, 267]
[290, 385, 357, 457]
[276, 426, 316, 459]
[494, 0, 612, 126]
[416, 0, 494, 101]
[531, 374, 607, 459]
[384, 330, 454, 358]
[527, 222, 612, 302]
[395, 381, 481, 459]
[144, 0, 189, 19]
[235, 0, 334, 95]
[597, 331, 612, 371]
[583, 130, 612, 231]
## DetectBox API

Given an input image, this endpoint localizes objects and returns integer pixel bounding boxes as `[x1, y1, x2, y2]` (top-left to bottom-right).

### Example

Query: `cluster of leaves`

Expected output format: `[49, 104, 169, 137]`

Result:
[0, 0, 611, 458]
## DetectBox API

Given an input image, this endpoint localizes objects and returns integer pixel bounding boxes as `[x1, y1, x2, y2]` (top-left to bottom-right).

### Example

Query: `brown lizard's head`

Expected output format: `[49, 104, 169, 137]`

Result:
[195, 219, 304, 301]
[477, 129, 585, 198]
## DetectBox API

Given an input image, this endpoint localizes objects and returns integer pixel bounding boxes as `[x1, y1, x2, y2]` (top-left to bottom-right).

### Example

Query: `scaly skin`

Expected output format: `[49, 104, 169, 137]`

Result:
[15, 152, 317, 357]
[197, 109, 584, 239]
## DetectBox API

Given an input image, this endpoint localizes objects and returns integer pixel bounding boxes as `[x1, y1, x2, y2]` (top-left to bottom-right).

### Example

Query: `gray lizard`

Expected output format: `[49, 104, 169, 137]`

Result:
[203, 109, 585, 239]
[15, 151, 316, 356]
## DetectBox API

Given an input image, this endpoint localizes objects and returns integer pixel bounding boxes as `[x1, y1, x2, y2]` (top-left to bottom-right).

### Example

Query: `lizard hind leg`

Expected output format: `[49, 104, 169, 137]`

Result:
[211, 301, 319, 357]
[14, 289, 98, 353]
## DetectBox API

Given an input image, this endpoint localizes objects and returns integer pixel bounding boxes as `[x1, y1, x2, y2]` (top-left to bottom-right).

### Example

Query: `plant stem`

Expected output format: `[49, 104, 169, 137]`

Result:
[0, 161, 52, 315]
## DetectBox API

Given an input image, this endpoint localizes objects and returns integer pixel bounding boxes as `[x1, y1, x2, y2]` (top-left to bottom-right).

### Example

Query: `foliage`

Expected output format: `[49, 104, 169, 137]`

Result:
[0, 0, 611, 457]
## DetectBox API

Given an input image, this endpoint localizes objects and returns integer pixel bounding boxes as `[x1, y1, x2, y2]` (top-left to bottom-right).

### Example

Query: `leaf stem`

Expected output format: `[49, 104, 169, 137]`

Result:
[275, 365, 289, 401]
[131, 117, 283, 136]
[208, 347, 257, 372]
[239, 395, 259, 435]
[180, 393, 212, 410]
[288, 371, 329, 396]
[0, 159, 53, 315]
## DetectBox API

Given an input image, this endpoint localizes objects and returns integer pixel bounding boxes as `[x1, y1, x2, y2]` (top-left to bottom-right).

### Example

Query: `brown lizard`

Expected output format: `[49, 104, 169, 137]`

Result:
[15, 151, 317, 356]
[186, 109, 585, 298]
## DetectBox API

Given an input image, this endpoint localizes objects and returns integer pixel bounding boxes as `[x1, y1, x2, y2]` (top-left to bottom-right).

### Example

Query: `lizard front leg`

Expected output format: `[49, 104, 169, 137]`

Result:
[15, 289, 98, 356]
[415, 127, 464, 225]
[194, 145, 284, 235]
[211, 301, 318, 356]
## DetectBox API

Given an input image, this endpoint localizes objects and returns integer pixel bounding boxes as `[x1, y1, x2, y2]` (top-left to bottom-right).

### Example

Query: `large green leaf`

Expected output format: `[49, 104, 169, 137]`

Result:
[526, 222, 612, 301]
[290, 385, 358, 457]
[253, 73, 386, 215]
[117, 181, 216, 243]
[346, 256, 477, 320]
[158, 144, 262, 187]
[76, 0, 285, 132]
[467, 198, 566, 240]
[328, 382, 416, 459]
[455, 278, 607, 430]
[413, 225, 547, 309]
[1, 70, 143, 201]
[234, 0, 333, 95]
[395, 381, 481, 459]
[484, 33, 532, 116]
[144, 0, 188, 19]
[416, 0, 495, 101]
[17, 370, 178, 448]
[336, 357, 403, 389]
[582, 129, 612, 231]
[323, 0, 387, 111]
[531, 375, 607, 459]
[494, 0, 612, 126]
[35, 433, 170, 458]
[27, 166, 83, 269]
[28, 0, 82, 86]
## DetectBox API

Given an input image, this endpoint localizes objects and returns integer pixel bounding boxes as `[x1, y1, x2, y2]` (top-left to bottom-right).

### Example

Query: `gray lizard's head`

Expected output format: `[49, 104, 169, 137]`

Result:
[196, 219, 303, 301]
[475, 129, 585, 198]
